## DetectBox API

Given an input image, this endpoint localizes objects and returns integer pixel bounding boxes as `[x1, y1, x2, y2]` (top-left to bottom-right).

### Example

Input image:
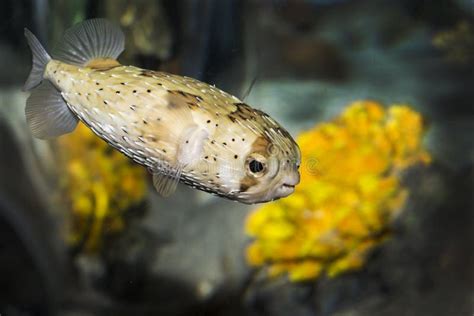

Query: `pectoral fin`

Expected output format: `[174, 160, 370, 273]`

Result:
[151, 125, 208, 197]
[177, 125, 209, 166]
[151, 165, 182, 197]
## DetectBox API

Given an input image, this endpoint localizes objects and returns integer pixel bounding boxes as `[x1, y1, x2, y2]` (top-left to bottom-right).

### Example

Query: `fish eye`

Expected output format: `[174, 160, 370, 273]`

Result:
[249, 159, 265, 173]
[246, 154, 267, 177]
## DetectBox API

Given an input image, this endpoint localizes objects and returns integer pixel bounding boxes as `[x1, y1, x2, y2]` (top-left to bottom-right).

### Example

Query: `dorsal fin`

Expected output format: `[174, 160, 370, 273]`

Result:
[53, 18, 124, 67]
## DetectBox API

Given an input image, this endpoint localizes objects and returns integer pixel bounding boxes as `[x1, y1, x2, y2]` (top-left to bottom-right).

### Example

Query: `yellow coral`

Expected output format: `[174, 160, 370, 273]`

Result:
[245, 100, 430, 282]
[56, 123, 147, 252]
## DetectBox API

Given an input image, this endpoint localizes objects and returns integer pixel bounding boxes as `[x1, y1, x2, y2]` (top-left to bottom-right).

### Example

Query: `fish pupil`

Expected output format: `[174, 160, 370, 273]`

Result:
[249, 160, 264, 173]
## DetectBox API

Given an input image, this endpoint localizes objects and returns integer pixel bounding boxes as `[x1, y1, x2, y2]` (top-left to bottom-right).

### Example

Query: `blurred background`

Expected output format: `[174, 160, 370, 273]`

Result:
[0, 0, 472, 315]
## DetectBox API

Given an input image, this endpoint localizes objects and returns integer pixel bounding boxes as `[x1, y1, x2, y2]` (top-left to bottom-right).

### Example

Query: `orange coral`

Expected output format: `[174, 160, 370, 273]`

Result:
[245, 100, 431, 282]
[56, 123, 147, 252]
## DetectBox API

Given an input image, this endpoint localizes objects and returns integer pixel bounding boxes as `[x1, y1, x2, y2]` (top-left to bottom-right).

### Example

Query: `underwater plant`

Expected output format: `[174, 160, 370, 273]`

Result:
[57, 123, 147, 252]
[245, 100, 431, 281]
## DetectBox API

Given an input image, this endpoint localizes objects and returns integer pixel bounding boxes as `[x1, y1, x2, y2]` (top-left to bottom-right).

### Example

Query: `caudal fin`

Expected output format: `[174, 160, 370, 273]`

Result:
[23, 28, 51, 91]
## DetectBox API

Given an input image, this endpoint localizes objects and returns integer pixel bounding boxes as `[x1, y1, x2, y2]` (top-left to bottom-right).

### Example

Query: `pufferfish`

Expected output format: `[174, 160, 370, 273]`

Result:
[23, 18, 300, 204]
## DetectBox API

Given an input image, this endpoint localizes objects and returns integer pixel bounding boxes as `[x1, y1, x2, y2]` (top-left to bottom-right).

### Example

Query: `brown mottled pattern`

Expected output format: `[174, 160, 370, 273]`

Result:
[86, 58, 121, 70]
[167, 90, 202, 109]
[228, 102, 260, 122]
[249, 135, 271, 155]
[239, 175, 259, 193]
[139, 69, 157, 78]
[238, 136, 270, 192]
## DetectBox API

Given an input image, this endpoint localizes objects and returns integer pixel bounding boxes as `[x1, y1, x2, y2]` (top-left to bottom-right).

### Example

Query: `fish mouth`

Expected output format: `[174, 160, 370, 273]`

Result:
[277, 183, 296, 197]
[276, 177, 299, 198]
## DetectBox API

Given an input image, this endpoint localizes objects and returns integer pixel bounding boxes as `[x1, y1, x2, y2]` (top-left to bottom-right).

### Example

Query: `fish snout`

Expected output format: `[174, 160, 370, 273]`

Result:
[282, 171, 300, 189]
[272, 172, 300, 200]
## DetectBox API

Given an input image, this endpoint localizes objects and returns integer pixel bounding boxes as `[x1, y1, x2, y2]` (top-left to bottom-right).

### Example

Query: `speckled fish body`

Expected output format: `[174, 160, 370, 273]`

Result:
[23, 19, 301, 204]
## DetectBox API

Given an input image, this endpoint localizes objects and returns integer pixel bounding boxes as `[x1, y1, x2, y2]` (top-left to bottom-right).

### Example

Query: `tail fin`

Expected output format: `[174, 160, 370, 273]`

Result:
[23, 28, 51, 91]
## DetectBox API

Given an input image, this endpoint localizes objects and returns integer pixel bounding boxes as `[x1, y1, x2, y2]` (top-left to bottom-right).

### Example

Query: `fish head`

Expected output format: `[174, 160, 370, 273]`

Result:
[236, 133, 301, 204]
